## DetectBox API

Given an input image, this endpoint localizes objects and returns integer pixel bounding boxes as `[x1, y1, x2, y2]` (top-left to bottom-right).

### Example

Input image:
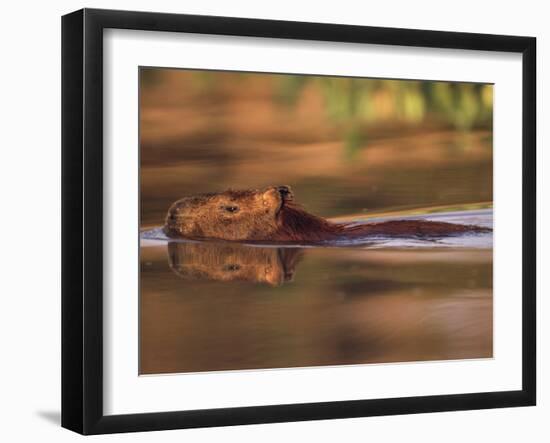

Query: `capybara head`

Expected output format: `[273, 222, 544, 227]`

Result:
[163, 186, 295, 241]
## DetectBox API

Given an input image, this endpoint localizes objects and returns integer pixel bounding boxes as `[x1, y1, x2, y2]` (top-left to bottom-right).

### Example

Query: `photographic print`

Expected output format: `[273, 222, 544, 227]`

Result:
[139, 68, 493, 375]
[62, 10, 536, 433]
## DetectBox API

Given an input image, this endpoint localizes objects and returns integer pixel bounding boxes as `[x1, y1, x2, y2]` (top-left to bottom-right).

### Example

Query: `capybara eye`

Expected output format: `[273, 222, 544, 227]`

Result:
[223, 264, 241, 272]
[221, 205, 239, 213]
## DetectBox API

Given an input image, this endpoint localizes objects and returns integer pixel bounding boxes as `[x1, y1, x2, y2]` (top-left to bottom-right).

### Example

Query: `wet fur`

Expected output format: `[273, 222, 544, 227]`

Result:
[163, 187, 491, 243]
[272, 201, 490, 242]
[272, 201, 342, 241]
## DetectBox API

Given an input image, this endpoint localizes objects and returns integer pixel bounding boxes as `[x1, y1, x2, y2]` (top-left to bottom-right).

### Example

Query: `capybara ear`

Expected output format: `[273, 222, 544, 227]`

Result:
[277, 185, 294, 201]
[262, 186, 284, 212]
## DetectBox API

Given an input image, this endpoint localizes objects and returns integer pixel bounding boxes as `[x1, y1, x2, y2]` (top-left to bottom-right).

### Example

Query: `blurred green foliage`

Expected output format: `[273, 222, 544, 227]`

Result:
[276, 75, 492, 157]
[277, 76, 492, 129]
[182, 71, 492, 157]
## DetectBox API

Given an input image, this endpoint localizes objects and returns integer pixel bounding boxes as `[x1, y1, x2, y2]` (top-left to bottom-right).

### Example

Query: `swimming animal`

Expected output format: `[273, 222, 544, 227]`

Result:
[163, 186, 490, 242]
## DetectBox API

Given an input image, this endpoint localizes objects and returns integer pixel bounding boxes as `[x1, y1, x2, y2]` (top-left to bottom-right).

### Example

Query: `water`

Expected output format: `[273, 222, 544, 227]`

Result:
[139, 71, 493, 375]
[140, 207, 493, 374]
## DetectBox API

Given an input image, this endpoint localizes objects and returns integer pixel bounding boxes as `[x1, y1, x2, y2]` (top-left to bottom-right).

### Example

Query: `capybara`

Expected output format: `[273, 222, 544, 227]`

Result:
[163, 186, 491, 242]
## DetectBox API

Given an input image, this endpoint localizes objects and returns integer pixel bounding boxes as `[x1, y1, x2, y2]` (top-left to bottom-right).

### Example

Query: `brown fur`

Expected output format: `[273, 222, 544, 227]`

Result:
[163, 186, 491, 243]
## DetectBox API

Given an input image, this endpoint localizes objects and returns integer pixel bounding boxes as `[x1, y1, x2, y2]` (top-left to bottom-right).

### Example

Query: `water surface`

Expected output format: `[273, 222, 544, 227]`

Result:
[140, 208, 492, 374]
[139, 71, 493, 375]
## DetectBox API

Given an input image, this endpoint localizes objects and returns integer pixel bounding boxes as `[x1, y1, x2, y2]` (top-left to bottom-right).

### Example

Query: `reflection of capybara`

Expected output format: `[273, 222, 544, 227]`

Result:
[163, 186, 491, 242]
[167, 242, 302, 286]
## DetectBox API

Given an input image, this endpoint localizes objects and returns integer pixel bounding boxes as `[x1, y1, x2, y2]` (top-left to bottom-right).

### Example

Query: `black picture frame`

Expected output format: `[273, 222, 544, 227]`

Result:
[62, 8, 536, 435]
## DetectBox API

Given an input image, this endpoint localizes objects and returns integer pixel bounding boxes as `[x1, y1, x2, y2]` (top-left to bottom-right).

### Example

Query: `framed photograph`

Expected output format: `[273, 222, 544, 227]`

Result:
[61, 8, 536, 435]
